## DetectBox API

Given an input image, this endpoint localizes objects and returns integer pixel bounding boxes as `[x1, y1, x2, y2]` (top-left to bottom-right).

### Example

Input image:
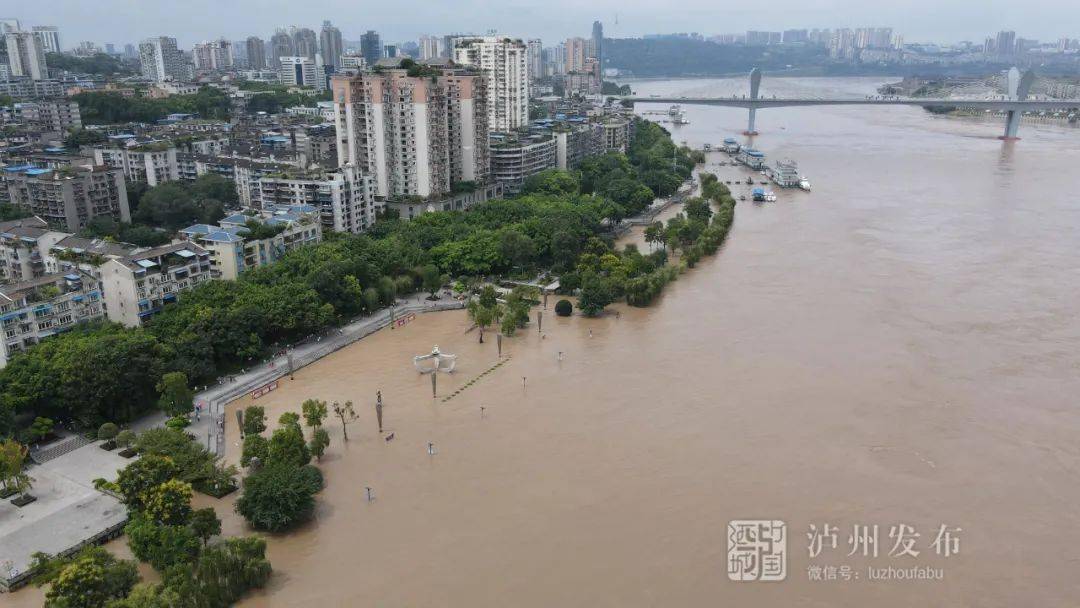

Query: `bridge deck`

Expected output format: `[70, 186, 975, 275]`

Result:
[625, 98, 1080, 111]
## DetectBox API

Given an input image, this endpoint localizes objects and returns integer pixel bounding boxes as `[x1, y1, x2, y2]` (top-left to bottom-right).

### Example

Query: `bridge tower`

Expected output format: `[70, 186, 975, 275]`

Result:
[743, 68, 762, 135]
[1001, 67, 1036, 140]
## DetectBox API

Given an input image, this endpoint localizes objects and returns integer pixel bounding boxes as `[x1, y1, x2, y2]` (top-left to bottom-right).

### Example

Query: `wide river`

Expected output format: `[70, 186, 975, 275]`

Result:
[9, 76, 1080, 607]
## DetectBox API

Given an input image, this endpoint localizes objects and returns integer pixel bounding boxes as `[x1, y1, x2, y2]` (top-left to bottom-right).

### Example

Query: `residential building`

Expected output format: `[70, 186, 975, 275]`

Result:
[100, 242, 211, 327]
[12, 100, 81, 132]
[279, 56, 324, 90]
[565, 37, 589, 73]
[5, 31, 49, 80]
[139, 36, 188, 82]
[339, 53, 366, 70]
[0, 79, 65, 99]
[253, 165, 377, 233]
[176, 153, 293, 207]
[179, 208, 321, 279]
[601, 117, 632, 153]
[0, 216, 68, 284]
[292, 27, 318, 61]
[5, 165, 129, 231]
[270, 30, 294, 67]
[93, 144, 179, 186]
[489, 131, 557, 193]
[783, 29, 809, 44]
[452, 36, 529, 131]
[331, 65, 489, 199]
[591, 21, 603, 70]
[193, 39, 233, 71]
[360, 31, 382, 66]
[31, 26, 61, 54]
[386, 183, 504, 220]
[0, 271, 105, 367]
[246, 36, 266, 69]
[527, 39, 543, 81]
[552, 123, 602, 170]
[419, 36, 441, 61]
[320, 21, 343, 69]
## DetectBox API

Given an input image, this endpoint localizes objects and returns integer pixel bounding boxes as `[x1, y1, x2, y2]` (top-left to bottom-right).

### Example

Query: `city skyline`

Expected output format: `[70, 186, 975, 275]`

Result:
[4, 0, 1077, 49]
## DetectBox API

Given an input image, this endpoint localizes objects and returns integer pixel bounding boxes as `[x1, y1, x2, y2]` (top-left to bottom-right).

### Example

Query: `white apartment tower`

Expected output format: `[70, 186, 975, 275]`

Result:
[5, 30, 48, 80]
[31, 26, 61, 53]
[452, 36, 528, 132]
[139, 36, 188, 82]
[331, 66, 490, 199]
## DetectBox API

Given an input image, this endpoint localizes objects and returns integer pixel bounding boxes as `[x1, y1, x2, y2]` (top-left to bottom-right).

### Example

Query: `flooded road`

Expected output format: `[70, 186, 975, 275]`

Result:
[8, 76, 1079, 607]
[222, 78, 1080, 606]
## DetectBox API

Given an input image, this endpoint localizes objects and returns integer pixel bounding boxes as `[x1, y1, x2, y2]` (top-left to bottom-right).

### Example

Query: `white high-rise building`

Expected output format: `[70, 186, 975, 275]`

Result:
[139, 36, 188, 82]
[5, 31, 48, 80]
[452, 36, 528, 132]
[193, 39, 233, 70]
[526, 39, 542, 82]
[331, 65, 490, 199]
[320, 21, 343, 69]
[279, 56, 325, 90]
[419, 35, 441, 60]
[31, 26, 61, 53]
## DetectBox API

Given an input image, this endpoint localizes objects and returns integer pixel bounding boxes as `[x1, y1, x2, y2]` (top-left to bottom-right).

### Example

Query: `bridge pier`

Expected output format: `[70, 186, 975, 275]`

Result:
[744, 107, 758, 136]
[1001, 110, 1022, 140]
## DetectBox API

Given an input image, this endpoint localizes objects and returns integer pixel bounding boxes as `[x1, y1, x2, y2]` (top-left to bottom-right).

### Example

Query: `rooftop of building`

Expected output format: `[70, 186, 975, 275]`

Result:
[0, 216, 51, 240]
[0, 271, 91, 304]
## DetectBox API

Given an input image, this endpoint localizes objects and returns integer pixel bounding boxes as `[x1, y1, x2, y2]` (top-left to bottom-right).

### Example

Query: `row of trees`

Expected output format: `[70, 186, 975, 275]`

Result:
[72, 88, 231, 124]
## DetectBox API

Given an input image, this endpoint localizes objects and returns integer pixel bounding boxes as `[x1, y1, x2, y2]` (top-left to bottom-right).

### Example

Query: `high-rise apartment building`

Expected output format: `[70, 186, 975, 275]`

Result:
[11, 100, 81, 132]
[526, 39, 542, 81]
[246, 36, 266, 69]
[192, 39, 233, 71]
[995, 30, 1017, 56]
[31, 26, 61, 53]
[452, 36, 528, 132]
[139, 36, 188, 82]
[360, 30, 382, 66]
[253, 166, 378, 234]
[419, 36, 441, 60]
[591, 21, 603, 70]
[331, 65, 490, 199]
[270, 30, 294, 67]
[565, 37, 589, 73]
[5, 31, 48, 80]
[320, 21, 344, 69]
[292, 27, 318, 61]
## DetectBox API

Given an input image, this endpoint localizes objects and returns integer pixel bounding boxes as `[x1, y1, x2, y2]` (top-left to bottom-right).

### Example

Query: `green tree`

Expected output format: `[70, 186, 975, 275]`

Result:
[0, 438, 33, 496]
[301, 398, 327, 430]
[309, 427, 330, 461]
[554, 299, 573, 317]
[156, 372, 194, 419]
[578, 273, 614, 317]
[521, 168, 580, 196]
[115, 429, 137, 449]
[98, 422, 119, 441]
[144, 478, 193, 525]
[683, 197, 713, 223]
[242, 405, 266, 436]
[241, 434, 269, 468]
[37, 546, 138, 608]
[161, 536, 271, 605]
[115, 455, 178, 511]
[466, 297, 497, 344]
[64, 127, 107, 149]
[235, 463, 323, 532]
[189, 507, 222, 546]
[125, 513, 200, 571]
[267, 423, 310, 468]
[29, 416, 54, 441]
[332, 400, 357, 441]
[421, 264, 443, 298]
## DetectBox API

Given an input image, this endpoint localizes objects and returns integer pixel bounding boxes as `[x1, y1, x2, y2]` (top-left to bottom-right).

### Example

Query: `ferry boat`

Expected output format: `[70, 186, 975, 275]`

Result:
[764, 191, 777, 202]
[702, 143, 711, 152]
[668, 104, 682, 116]
[752, 188, 766, 202]
[799, 177, 812, 191]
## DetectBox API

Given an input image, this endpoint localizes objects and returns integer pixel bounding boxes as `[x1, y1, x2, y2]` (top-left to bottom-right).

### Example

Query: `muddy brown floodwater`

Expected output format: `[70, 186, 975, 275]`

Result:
[7, 76, 1080, 607]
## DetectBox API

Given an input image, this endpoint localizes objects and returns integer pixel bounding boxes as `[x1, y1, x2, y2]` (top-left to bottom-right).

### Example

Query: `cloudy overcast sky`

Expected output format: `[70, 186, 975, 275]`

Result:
[7, 0, 1077, 47]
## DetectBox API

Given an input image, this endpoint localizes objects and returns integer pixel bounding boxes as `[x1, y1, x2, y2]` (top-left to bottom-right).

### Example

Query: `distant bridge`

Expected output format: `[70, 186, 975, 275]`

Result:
[622, 68, 1080, 140]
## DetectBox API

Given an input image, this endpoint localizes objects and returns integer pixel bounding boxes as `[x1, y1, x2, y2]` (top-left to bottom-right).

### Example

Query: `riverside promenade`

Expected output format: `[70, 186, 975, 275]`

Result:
[132, 294, 466, 456]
